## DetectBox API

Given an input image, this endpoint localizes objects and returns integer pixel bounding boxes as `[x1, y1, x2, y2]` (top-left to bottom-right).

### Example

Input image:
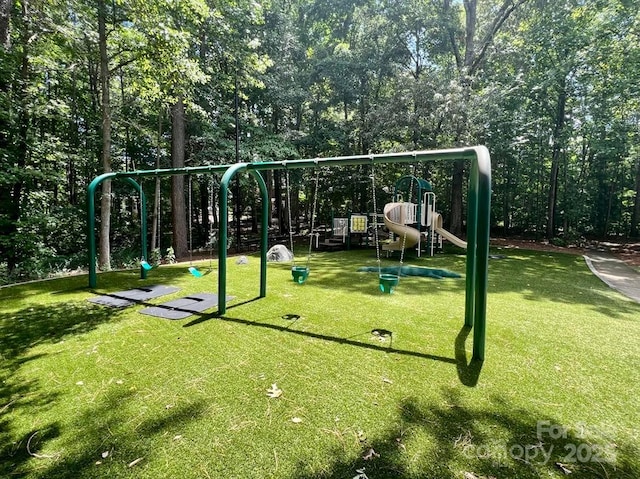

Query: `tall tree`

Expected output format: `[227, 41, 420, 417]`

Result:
[443, 0, 528, 235]
[171, 97, 188, 257]
[0, 0, 10, 49]
[97, 0, 112, 269]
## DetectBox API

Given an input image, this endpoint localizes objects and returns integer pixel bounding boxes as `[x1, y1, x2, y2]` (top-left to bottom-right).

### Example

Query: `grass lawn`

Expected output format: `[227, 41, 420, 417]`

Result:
[1, 248, 639, 478]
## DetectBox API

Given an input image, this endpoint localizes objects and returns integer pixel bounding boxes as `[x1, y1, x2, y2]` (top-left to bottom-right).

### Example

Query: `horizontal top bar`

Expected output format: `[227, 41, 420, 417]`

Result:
[247, 147, 479, 171]
[90, 147, 485, 185]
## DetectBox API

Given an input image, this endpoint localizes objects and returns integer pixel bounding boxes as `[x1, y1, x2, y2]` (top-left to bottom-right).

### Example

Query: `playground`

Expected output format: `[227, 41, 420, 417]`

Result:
[1, 148, 639, 478]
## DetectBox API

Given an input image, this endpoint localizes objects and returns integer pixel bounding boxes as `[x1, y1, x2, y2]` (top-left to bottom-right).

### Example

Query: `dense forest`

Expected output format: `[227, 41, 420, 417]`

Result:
[1, 0, 639, 283]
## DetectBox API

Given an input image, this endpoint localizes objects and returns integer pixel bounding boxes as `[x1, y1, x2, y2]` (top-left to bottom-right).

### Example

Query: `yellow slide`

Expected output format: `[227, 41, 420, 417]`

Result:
[382, 203, 421, 251]
[431, 212, 467, 249]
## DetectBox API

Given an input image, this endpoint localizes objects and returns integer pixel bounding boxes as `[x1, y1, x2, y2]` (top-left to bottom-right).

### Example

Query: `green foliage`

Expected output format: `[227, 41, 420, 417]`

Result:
[164, 246, 176, 264]
[2, 0, 640, 285]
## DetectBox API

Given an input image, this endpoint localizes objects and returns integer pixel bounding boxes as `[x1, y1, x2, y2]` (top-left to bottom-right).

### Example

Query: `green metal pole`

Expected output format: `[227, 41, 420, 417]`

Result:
[249, 170, 269, 298]
[465, 162, 479, 327]
[87, 172, 118, 288]
[219, 163, 249, 314]
[472, 146, 491, 361]
[87, 173, 159, 287]
[87, 182, 97, 288]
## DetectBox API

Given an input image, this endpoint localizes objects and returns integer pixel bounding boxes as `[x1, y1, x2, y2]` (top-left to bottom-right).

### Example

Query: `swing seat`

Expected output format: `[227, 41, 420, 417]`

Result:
[291, 266, 310, 284]
[379, 273, 399, 294]
[188, 266, 204, 278]
[140, 260, 153, 271]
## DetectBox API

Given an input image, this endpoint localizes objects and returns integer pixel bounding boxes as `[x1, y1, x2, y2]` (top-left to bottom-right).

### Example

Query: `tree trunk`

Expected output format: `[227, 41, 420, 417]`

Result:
[446, 0, 525, 236]
[503, 157, 513, 235]
[0, 0, 10, 50]
[97, 0, 112, 270]
[171, 97, 188, 258]
[151, 108, 162, 251]
[463, 0, 477, 70]
[448, 0, 477, 236]
[631, 157, 640, 238]
[546, 87, 567, 240]
[449, 160, 465, 235]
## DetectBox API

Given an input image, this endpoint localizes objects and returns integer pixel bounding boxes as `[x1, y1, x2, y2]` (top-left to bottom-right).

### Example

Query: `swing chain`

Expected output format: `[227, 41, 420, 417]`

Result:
[370, 160, 382, 277]
[188, 175, 193, 265]
[208, 175, 215, 269]
[285, 168, 296, 266]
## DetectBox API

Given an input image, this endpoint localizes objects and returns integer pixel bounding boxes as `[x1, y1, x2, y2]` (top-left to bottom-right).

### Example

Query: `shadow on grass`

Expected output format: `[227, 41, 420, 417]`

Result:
[0, 301, 120, 361]
[0, 301, 125, 477]
[289, 389, 640, 479]
[180, 298, 483, 385]
[455, 326, 483, 387]
[3, 388, 209, 479]
[188, 312, 458, 366]
[0, 424, 63, 476]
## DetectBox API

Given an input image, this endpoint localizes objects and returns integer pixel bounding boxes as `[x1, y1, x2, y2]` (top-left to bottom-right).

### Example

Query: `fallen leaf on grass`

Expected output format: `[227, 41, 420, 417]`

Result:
[555, 462, 572, 475]
[75, 381, 84, 386]
[128, 457, 144, 468]
[352, 467, 369, 479]
[362, 448, 380, 460]
[463, 473, 496, 479]
[101, 451, 109, 458]
[291, 417, 302, 424]
[267, 383, 283, 398]
[173, 435, 182, 441]
[382, 377, 393, 384]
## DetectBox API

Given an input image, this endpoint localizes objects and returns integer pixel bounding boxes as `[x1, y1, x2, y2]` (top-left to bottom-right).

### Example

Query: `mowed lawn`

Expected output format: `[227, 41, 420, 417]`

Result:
[1, 248, 639, 478]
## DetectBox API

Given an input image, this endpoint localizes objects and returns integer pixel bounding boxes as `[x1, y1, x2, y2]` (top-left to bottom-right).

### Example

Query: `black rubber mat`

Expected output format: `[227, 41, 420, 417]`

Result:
[87, 285, 180, 308]
[138, 293, 234, 319]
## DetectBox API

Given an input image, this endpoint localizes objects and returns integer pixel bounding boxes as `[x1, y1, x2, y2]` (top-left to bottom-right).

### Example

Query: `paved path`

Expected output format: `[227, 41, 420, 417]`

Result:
[584, 251, 640, 304]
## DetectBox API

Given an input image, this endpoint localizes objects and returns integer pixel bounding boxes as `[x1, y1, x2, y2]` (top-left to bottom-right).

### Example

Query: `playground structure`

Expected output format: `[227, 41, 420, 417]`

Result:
[87, 147, 491, 360]
[324, 175, 468, 257]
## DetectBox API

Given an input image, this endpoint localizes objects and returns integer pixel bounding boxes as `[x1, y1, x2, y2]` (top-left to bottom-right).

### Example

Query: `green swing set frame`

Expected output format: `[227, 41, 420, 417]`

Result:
[87, 146, 491, 360]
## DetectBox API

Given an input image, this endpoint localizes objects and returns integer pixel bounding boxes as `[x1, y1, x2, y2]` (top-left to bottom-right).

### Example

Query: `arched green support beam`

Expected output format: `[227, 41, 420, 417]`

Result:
[87, 175, 148, 288]
[218, 165, 270, 312]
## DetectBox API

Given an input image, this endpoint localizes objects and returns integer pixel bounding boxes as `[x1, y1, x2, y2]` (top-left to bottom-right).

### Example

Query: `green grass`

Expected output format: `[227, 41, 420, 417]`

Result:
[1, 248, 639, 478]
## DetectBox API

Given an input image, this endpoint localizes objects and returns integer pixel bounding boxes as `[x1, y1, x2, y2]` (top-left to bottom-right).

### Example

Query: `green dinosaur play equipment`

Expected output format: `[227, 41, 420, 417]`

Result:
[87, 147, 491, 360]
